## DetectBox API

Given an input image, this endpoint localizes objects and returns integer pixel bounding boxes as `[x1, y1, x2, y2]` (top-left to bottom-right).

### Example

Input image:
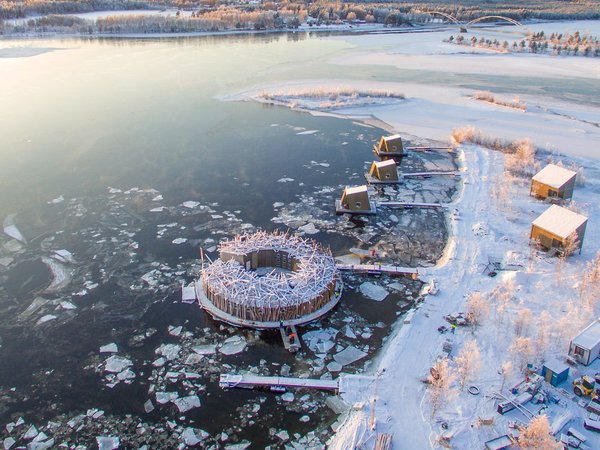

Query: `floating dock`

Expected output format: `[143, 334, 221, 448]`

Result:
[219, 373, 339, 392]
[335, 199, 377, 215]
[336, 263, 418, 279]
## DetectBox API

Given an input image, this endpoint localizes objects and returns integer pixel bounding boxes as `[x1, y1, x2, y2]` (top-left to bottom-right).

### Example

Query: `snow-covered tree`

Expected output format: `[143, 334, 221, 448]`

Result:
[534, 311, 552, 362]
[466, 291, 489, 331]
[500, 360, 513, 392]
[518, 415, 561, 449]
[514, 307, 533, 337]
[455, 340, 482, 390]
[509, 336, 535, 374]
[427, 357, 456, 417]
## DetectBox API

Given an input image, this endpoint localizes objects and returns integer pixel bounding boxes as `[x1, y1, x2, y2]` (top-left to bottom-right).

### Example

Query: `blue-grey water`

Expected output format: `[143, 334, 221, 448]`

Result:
[0, 34, 454, 448]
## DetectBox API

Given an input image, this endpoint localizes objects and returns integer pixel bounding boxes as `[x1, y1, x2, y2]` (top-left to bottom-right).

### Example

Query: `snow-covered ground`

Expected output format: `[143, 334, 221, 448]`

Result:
[233, 20, 600, 449]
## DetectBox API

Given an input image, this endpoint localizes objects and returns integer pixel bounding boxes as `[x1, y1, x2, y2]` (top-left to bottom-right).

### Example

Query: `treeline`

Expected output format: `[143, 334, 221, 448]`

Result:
[447, 30, 600, 57]
[0, 0, 174, 19]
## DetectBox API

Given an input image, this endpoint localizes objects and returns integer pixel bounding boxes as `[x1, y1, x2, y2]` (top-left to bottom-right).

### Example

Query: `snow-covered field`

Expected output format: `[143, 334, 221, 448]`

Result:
[234, 21, 600, 449]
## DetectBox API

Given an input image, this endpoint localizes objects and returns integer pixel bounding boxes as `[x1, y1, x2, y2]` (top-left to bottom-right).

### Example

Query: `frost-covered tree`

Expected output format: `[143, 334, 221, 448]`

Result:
[455, 340, 482, 390]
[427, 357, 456, 417]
[518, 415, 561, 449]
[500, 360, 513, 392]
[466, 291, 489, 331]
[514, 307, 533, 337]
[509, 336, 534, 374]
[534, 311, 552, 362]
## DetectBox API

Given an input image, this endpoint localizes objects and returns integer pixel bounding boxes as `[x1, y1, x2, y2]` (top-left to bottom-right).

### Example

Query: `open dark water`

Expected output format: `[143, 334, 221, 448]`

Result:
[0, 34, 455, 448]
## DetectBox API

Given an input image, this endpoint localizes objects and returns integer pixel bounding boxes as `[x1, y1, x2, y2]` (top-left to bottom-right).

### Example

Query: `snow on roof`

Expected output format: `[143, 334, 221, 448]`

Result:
[345, 185, 368, 195]
[572, 318, 600, 350]
[383, 134, 401, 141]
[374, 159, 396, 168]
[543, 358, 569, 374]
[532, 205, 587, 239]
[532, 164, 577, 189]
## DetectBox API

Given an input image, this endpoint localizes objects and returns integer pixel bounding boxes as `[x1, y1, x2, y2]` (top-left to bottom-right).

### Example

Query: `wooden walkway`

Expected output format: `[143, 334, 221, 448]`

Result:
[401, 171, 457, 178]
[336, 263, 418, 279]
[378, 201, 445, 209]
[406, 146, 453, 152]
[219, 373, 339, 391]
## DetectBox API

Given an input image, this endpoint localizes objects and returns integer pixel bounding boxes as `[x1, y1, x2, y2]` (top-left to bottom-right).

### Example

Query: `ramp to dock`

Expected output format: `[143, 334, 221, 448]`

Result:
[378, 201, 445, 209]
[220, 373, 339, 391]
[336, 263, 418, 279]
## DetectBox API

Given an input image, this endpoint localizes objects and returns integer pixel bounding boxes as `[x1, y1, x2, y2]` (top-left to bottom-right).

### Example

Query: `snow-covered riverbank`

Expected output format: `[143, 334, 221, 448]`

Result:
[236, 20, 600, 449]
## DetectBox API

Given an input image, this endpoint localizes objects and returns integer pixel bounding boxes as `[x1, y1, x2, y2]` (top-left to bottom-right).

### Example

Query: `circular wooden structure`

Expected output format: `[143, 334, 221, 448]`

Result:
[198, 231, 342, 328]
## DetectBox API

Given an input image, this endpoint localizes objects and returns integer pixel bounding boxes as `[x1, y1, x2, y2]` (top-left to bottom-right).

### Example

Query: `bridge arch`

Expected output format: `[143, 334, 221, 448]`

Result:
[421, 11, 460, 24]
[466, 16, 524, 28]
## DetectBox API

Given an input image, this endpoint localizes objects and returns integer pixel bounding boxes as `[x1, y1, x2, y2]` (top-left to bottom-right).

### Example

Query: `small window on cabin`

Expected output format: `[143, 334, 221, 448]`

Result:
[574, 346, 585, 357]
[355, 202, 361, 208]
[548, 190, 558, 197]
[392, 145, 397, 151]
[385, 173, 391, 179]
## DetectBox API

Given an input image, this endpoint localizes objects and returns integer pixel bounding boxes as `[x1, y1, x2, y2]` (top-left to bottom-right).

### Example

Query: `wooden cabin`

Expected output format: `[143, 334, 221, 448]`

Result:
[530, 164, 577, 201]
[530, 204, 587, 255]
[569, 318, 600, 366]
[373, 134, 405, 158]
[365, 160, 400, 184]
[335, 185, 376, 215]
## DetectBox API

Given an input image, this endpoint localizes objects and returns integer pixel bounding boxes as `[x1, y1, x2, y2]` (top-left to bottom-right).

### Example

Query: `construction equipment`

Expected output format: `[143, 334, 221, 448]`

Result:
[572, 374, 600, 397]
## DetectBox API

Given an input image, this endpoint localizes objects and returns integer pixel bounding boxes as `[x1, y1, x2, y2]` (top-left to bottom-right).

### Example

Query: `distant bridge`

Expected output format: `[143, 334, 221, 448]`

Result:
[421, 11, 524, 29]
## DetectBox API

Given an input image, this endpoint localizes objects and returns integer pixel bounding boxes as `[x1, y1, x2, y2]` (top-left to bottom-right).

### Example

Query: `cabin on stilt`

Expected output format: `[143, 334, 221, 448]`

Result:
[373, 134, 406, 158]
[530, 164, 577, 201]
[335, 185, 376, 215]
[365, 160, 400, 184]
[530, 205, 587, 255]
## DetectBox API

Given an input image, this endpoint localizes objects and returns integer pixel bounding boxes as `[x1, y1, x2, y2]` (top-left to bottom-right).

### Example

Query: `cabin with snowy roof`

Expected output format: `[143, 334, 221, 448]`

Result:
[530, 164, 577, 201]
[373, 134, 405, 158]
[530, 205, 587, 255]
[569, 318, 600, 366]
[335, 185, 376, 215]
[366, 160, 399, 184]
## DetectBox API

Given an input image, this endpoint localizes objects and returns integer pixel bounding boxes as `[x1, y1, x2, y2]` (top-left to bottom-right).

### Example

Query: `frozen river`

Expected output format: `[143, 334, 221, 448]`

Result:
[0, 33, 456, 448]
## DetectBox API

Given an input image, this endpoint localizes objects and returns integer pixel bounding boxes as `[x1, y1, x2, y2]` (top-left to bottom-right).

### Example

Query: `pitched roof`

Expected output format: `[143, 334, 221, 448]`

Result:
[532, 164, 577, 189]
[573, 319, 600, 350]
[532, 205, 588, 239]
[345, 185, 368, 195]
[374, 159, 396, 168]
[382, 134, 402, 142]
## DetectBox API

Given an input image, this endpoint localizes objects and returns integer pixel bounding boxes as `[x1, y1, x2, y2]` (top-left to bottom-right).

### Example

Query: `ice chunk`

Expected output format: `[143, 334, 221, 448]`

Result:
[3, 214, 26, 243]
[53, 249, 74, 263]
[150, 207, 165, 212]
[303, 328, 338, 354]
[334, 346, 368, 367]
[359, 282, 389, 302]
[298, 223, 319, 235]
[144, 400, 155, 413]
[104, 356, 133, 373]
[152, 195, 163, 202]
[184, 353, 203, 365]
[23, 425, 38, 440]
[281, 392, 294, 402]
[296, 130, 319, 135]
[116, 369, 136, 381]
[181, 286, 197, 303]
[59, 301, 77, 310]
[28, 439, 54, 450]
[49, 195, 64, 204]
[225, 442, 251, 450]
[99, 343, 118, 354]
[192, 344, 216, 355]
[327, 361, 343, 372]
[173, 395, 201, 413]
[3, 437, 15, 449]
[219, 336, 247, 355]
[181, 428, 201, 446]
[172, 238, 187, 245]
[36, 315, 57, 326]
[168, 326, 183, 337]
[152, 358, 166, 367]
[155, 392, 178, 404]
[155, 344, 181, 361]
[277, 178, 294, 183]
[96, 436, 119, 450]
[299, 415, 310, 423]
[275, 430, 289, 441]
[182, 201, 200, 209]
[273, 202, 284, 208]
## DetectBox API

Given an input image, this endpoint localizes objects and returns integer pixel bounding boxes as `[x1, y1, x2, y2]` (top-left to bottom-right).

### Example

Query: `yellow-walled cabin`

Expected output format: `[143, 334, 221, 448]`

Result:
[336, 185, 376, 215]
[366, 160, 399, 184]
[373, 134, 405, 157]
[530, 204, 587, 255]
[530, 164, 577, 201]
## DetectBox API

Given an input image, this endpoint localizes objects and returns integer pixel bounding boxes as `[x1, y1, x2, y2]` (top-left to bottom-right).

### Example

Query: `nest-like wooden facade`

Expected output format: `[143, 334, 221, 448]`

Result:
[201, 231, 338, 323]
